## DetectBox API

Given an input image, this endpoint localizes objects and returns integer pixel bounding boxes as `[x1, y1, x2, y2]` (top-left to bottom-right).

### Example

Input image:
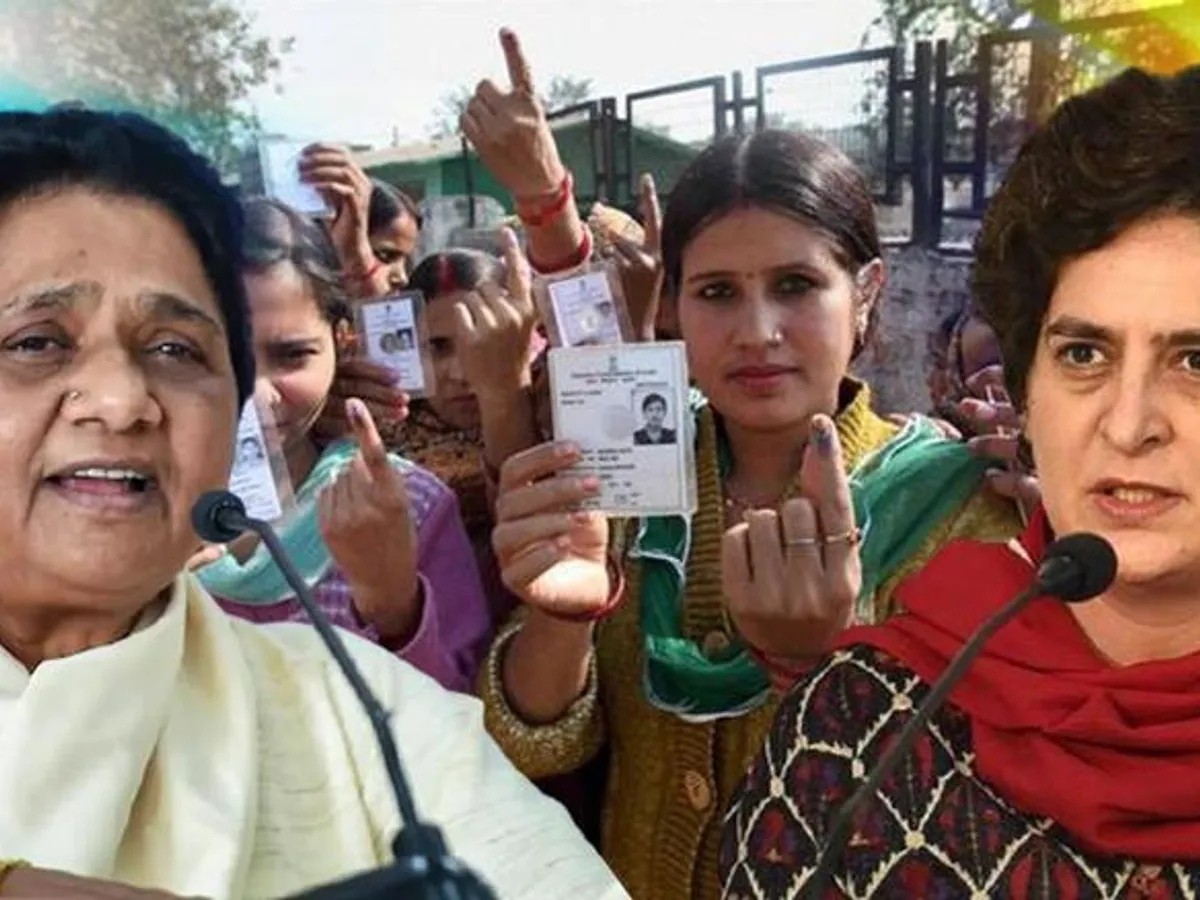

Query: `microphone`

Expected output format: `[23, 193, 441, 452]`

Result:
[805, 532, 1117, 898]
[191, 490, 496, 900]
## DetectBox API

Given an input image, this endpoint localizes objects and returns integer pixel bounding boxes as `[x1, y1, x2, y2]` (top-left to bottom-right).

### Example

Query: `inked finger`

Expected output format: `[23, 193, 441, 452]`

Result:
[500, 28, 535, 94]
[638, 172, 662, 253]
[800, 416, 857, 570]
[346, 398, 392, 478]
[500, 227, 534, 315]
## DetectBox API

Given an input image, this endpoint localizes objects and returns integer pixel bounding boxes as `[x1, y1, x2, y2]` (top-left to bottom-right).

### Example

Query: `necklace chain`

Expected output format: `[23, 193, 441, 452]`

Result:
[722, 480, 787, 513]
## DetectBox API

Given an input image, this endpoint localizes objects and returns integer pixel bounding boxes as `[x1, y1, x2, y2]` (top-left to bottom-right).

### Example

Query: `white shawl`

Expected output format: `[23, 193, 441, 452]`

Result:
[0, 575, 626, 900]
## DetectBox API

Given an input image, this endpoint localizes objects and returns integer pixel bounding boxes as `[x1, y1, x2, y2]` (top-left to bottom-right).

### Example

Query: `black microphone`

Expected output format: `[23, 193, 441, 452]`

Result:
[191, 490, 496, 900]
[805, 532, 1117, 898]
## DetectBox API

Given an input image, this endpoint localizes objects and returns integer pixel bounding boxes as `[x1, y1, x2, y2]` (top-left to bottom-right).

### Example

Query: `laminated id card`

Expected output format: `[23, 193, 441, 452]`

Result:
[355, 290, 434, 397]
[547, 341, 696, 517]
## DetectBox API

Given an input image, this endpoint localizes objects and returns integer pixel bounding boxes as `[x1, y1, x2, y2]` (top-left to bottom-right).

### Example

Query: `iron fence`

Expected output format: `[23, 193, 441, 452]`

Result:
[454, 3, 1197, 248]
[932, 0, 1200, 246]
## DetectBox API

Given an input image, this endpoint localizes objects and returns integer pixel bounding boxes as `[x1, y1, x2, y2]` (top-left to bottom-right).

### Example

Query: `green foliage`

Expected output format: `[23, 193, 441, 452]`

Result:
[6, 0, 291, 174]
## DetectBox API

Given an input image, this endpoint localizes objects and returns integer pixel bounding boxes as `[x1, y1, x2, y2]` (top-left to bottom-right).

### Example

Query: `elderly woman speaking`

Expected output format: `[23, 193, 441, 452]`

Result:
[0, 109, 623, 900]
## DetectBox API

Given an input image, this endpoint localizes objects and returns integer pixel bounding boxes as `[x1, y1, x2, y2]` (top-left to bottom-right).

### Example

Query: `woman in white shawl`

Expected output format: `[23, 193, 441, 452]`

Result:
[0, 108, 624, 900]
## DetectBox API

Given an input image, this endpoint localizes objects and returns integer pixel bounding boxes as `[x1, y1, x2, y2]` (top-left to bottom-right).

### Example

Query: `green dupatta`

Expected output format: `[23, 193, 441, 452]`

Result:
[630, 394, 993, 722]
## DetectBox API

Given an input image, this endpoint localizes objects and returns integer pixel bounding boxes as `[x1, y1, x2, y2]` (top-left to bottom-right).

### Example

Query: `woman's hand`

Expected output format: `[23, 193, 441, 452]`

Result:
[311, 357, 409, 445]
[2, 866, 200, 898]
[960, 365, 1041, 515]
[722, 415, 861, 663]
[298, 144, 375, 280]
[603, 174, 663, 341]
[319, 399, 421, 644]
[491, 442, 610, 618]
[455, 227, 536, 398]
[460, 30, 565, 200]
[885, 411, 962, 440]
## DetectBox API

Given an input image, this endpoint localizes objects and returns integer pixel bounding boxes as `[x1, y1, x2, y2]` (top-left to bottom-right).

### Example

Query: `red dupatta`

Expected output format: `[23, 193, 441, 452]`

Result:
[836, 507, 1200, 860]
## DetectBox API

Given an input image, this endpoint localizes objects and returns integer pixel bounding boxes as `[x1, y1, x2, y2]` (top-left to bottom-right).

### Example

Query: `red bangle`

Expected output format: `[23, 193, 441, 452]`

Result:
[516, 172, 574, 227]
[530, 227, 593, 275]
[543, 552, 625, 623]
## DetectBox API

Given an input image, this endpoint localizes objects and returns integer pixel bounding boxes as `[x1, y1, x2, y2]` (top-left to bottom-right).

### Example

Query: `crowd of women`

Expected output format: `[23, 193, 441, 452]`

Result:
[0, 23, 1198, 900]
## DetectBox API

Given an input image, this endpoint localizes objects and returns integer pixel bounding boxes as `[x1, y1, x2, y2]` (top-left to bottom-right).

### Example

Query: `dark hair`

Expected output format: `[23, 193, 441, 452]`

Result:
[973, 65, 1200, 408]
[409, 248, 504, 299]
[0, 108, 255, 406]
[367, 179, 422, 234]
[241, 197, 351, 327]
[660, 129, 883, 356]
[642, 392, 667, 412]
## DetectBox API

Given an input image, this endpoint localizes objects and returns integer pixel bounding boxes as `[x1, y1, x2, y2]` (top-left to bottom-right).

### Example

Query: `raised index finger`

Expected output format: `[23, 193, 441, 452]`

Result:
[346, 398, 392, 478]
[500, 226, 534, 316]
[639, 173, 662, 253]
[800, 415, 856, 547]
[500, 28, 535, 95]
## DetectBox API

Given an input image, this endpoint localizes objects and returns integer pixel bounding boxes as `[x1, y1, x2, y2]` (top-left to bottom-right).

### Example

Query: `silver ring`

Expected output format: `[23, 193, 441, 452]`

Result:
[822, 527, 862, 547]
[784, 536, 819, 548]
[66, 389, 83, 401]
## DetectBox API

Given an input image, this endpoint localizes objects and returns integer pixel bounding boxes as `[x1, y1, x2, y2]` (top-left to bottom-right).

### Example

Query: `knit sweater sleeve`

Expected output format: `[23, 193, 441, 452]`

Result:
[475, 611, 607, 780]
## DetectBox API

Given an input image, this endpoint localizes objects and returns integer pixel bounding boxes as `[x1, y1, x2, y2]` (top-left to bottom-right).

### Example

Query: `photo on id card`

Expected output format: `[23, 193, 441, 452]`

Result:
[534, 261, 633, 348]
[356, 291, 432, 397]
[256, 136, 330, 218]
[548, 341, 695, 518]
[228, 398, 294, 524]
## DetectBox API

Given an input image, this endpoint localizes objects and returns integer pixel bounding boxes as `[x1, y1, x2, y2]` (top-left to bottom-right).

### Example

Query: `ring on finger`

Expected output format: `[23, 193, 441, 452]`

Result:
[821, 527, 862, 547]
[784, 536, 819, 548]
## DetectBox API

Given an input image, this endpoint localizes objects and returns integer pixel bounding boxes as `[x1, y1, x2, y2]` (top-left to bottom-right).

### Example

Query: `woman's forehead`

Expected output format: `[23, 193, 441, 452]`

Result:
[0, 187, 220, 322]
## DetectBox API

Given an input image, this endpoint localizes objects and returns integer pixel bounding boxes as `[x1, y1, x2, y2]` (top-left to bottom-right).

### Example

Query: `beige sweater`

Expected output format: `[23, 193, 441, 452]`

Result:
[0, 575, 626, 900]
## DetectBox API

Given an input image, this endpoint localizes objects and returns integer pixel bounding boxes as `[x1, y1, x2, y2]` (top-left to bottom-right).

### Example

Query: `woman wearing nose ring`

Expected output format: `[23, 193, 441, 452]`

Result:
[479, 129, 1024, 899]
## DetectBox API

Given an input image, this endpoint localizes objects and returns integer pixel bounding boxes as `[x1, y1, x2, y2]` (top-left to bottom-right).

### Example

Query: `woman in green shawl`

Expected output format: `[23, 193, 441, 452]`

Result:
[476, 129, 1024, 900]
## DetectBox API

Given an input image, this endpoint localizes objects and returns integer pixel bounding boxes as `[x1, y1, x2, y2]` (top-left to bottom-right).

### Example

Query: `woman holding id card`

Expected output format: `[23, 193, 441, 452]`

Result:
[195, 199, 492, 694]
[480, 130, 1026, 899]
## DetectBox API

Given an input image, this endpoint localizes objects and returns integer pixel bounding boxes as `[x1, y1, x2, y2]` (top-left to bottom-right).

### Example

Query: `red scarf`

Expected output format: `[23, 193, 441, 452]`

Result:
[836, 507, 1200, 860]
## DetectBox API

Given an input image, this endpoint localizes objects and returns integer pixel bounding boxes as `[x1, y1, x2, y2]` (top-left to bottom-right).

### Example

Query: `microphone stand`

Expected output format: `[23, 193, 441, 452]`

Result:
[804, 581, 1044, 898]
[219, 504, 496, 899]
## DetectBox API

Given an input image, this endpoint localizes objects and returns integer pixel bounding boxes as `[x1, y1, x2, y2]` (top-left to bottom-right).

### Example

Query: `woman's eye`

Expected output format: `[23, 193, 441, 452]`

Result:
[269, 348, 316, 369]
[1057, 342, 1102, 367]
[151, 341, 205, 364]
[10, 334, 67, 354]
[776, 273, 815, 295]
[696, 282, 735, 301]
[1181, 350, 1200, 373]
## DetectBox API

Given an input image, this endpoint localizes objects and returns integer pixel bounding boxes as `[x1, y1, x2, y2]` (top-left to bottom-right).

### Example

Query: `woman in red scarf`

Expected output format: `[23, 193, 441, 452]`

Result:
[721, 64, 1200, 899]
